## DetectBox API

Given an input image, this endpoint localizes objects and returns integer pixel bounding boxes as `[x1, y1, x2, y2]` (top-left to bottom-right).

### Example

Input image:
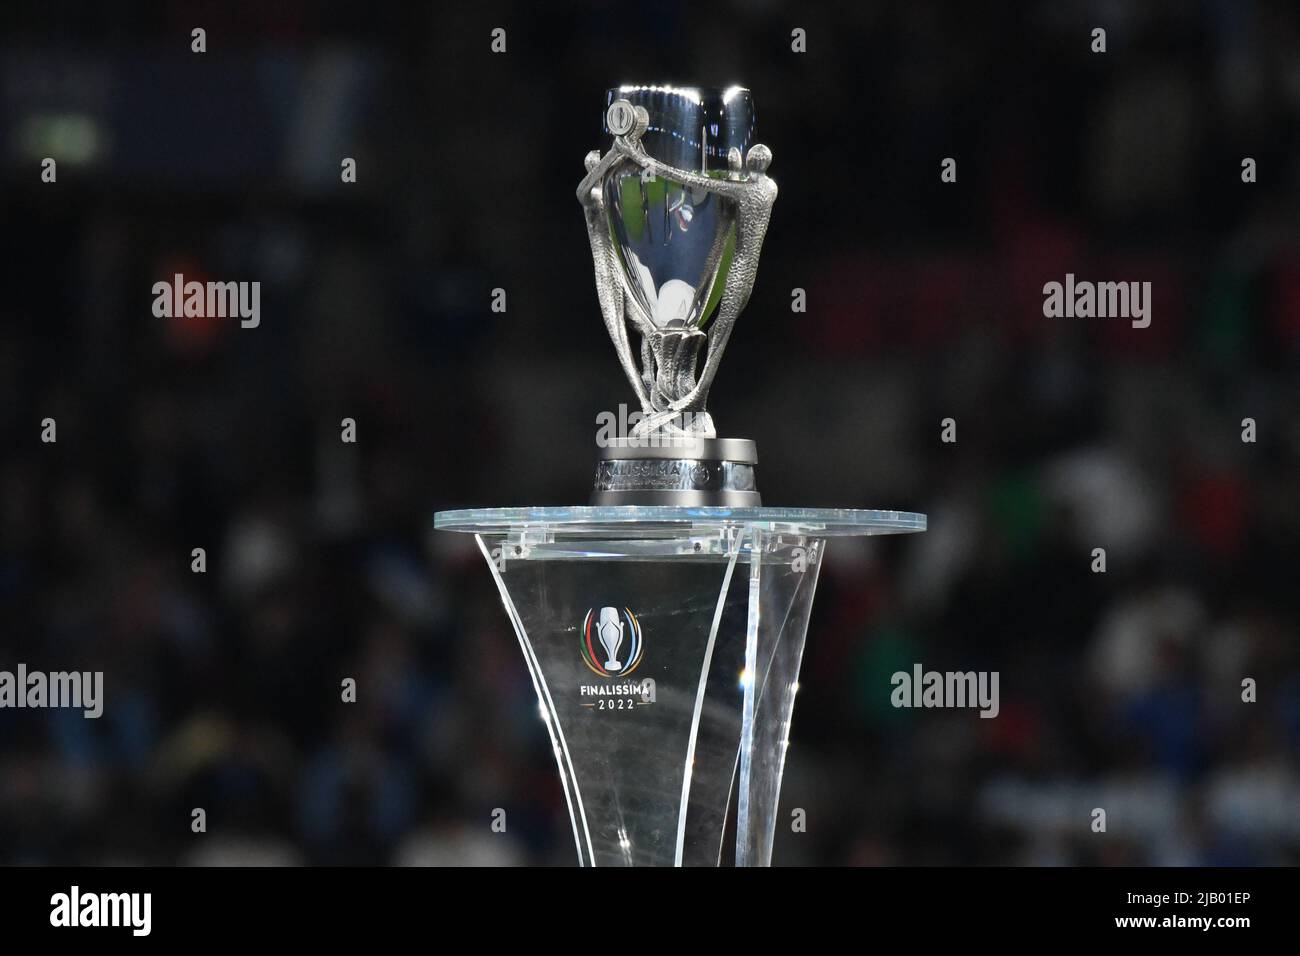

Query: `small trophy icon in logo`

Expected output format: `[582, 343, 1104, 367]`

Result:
[596, 606, 624, 671]
[581, 607, 645, 677]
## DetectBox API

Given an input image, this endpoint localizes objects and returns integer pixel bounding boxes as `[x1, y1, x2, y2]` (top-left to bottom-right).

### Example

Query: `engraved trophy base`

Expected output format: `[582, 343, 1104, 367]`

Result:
[591, 437, 761, 507]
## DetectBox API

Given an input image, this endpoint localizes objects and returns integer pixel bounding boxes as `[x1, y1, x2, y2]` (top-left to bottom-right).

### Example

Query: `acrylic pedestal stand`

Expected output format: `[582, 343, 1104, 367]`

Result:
[434, 505, 926, 866]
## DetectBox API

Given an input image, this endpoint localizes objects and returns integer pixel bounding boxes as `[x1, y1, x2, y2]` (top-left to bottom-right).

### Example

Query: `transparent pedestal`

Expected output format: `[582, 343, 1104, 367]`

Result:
[435, 506, 926, 866]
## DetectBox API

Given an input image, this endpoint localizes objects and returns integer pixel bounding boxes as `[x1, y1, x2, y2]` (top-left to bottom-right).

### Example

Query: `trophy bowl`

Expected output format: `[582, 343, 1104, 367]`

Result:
[601, 85, 755, 333]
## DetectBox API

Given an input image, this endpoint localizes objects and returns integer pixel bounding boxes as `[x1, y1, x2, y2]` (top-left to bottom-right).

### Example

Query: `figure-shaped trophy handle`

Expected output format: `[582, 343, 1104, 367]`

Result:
[579, 143, 652, 413]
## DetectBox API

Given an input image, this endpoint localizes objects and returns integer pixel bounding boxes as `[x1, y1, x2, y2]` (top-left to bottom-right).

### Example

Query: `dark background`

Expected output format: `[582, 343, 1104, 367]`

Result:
[1, 0, 1298, 865]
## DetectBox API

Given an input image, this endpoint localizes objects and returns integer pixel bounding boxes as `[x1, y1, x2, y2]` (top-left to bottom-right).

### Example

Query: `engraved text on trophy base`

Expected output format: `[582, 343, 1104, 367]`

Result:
[594, 459, 757, 493]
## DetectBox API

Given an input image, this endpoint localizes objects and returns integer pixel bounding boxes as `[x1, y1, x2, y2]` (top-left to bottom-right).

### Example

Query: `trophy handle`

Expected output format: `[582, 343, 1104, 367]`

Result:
[579, 151, 652, 412]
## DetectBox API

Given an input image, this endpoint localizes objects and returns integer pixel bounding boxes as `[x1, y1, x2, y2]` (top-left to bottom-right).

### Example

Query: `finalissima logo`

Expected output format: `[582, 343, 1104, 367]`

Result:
[580, 606, 644, 677]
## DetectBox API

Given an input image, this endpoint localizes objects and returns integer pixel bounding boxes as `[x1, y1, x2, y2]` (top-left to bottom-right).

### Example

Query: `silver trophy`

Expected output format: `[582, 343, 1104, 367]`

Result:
[434, 84, 925, 867]
[578, 85, 777, 506]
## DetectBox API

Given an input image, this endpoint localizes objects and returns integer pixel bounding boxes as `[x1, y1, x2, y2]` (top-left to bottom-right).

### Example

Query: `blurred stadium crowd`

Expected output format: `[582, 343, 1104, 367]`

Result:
[1, 1, 1299, 864]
